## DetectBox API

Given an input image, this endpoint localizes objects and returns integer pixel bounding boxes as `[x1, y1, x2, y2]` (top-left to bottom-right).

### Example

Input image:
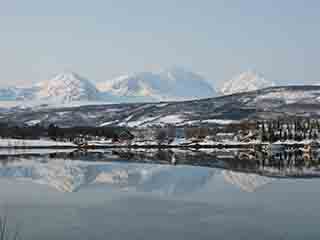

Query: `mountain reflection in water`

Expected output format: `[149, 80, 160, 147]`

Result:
[0, 148, 319, 193]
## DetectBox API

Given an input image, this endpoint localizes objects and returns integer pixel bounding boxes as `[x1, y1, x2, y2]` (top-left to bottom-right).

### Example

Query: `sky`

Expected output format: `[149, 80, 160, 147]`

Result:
[0, 0, 319, 87]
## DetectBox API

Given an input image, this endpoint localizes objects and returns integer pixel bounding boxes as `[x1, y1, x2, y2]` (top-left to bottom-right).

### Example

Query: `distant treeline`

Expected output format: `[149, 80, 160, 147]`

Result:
[0, 123, 132, 142]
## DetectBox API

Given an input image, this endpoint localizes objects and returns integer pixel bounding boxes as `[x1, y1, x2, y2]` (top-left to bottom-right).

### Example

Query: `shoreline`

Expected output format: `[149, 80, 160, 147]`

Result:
[0, 142, 307, 150]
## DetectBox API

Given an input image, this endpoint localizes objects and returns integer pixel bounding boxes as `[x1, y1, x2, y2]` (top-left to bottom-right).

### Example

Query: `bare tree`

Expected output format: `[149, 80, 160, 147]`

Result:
[155, 128, 167, 145]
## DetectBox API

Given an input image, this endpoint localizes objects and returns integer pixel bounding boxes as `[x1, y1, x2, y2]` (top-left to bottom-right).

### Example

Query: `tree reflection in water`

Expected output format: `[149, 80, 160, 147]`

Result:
[0, 148, 319, 179]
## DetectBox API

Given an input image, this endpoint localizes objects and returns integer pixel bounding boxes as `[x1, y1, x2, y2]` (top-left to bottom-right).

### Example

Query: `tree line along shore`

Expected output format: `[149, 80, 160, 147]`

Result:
[0, 118, 319, 149]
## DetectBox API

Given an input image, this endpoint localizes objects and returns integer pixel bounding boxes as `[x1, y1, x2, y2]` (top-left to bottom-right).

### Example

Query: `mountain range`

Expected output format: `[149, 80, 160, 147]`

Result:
[2, 85, 320, 128]
[0, 68, 276, 104]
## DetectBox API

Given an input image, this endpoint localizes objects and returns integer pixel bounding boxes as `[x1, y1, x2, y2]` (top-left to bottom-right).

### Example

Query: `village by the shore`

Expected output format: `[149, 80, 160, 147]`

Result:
[0, 118, 319, 157]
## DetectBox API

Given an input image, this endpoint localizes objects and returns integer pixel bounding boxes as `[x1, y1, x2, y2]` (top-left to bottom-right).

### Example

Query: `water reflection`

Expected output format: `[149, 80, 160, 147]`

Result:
[0, 159, 216, 194]
[0, 148, 319, 193]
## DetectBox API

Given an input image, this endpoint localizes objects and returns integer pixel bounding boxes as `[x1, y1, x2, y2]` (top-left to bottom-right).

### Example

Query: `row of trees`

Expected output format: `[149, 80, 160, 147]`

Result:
[0, 123, 133, 142]
[1, 117, 319, 144]
[47, 124, 132, 141]
[142, 118, 320, 144]
[258, 118, 320, 142]
[149, 126, 220, 144]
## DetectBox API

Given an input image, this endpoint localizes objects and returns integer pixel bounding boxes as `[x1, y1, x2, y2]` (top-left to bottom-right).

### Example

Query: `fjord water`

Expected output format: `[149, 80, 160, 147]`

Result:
[0, 150, 319, 240]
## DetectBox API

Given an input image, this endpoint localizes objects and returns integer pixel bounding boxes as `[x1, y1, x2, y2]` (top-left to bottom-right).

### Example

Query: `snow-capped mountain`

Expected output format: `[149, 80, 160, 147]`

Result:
[34, 72, 101, 102]
[0, 68, 216, 104]
[97, 67, 216, 101]
[220, 70, 275, 95]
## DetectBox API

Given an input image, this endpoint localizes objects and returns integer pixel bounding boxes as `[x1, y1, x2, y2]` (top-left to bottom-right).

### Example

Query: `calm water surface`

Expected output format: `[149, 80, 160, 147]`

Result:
[0, 149, 319, 240]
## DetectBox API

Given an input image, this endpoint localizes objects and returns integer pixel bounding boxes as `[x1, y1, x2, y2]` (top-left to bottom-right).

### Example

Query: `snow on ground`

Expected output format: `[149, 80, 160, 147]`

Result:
[124, 114, 134, 122]
[25, 119, 42, 126]
[125, 114, 186, 128]
[127, 116, 160, 127]
[156, 103, 168, 108]
[0, 148, 74, 155]
[273, 139, 320, 145]
[183, 119, 240, 125]
[0, 100, 115, 110]
[256, 90, 320, 104]
[100, 120, 119, 126]
[170, 138, 190, 145]
[203, 119, 240, 124]
[154, 114, 185, 125]
[0, 139, 76, 147]
[87, 139, 113, 146]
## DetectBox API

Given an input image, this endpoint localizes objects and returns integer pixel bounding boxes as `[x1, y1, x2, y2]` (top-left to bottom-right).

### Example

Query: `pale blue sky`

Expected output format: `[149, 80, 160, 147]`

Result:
[0, 0, 319, 87]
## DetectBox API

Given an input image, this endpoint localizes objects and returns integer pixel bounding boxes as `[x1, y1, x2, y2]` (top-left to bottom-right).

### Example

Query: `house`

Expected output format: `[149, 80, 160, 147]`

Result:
[215, 133, 236, 142]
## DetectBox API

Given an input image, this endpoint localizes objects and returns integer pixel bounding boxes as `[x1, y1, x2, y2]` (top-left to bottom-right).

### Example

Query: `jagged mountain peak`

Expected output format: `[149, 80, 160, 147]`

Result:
[51, 71, 83, 81]
[35, 71, 100, 102]
[36, 71, 91, 87]
[220, 70, 275, 95]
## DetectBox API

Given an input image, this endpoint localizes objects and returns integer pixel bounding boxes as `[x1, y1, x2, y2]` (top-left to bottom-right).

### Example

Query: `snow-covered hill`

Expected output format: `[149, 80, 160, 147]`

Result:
[220, 70, 275, 95]
[4, 85, 320, 127]
[34, 72, 101, 102]
[97, 67, 216, 101]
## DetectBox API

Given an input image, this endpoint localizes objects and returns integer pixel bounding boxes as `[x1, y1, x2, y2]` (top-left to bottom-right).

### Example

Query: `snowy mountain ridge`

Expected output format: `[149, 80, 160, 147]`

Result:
[0, 68, 217, 103]
[3, 85, 320, 127]
[0, 68, 316, 105]
[97, 67, 216, 101]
